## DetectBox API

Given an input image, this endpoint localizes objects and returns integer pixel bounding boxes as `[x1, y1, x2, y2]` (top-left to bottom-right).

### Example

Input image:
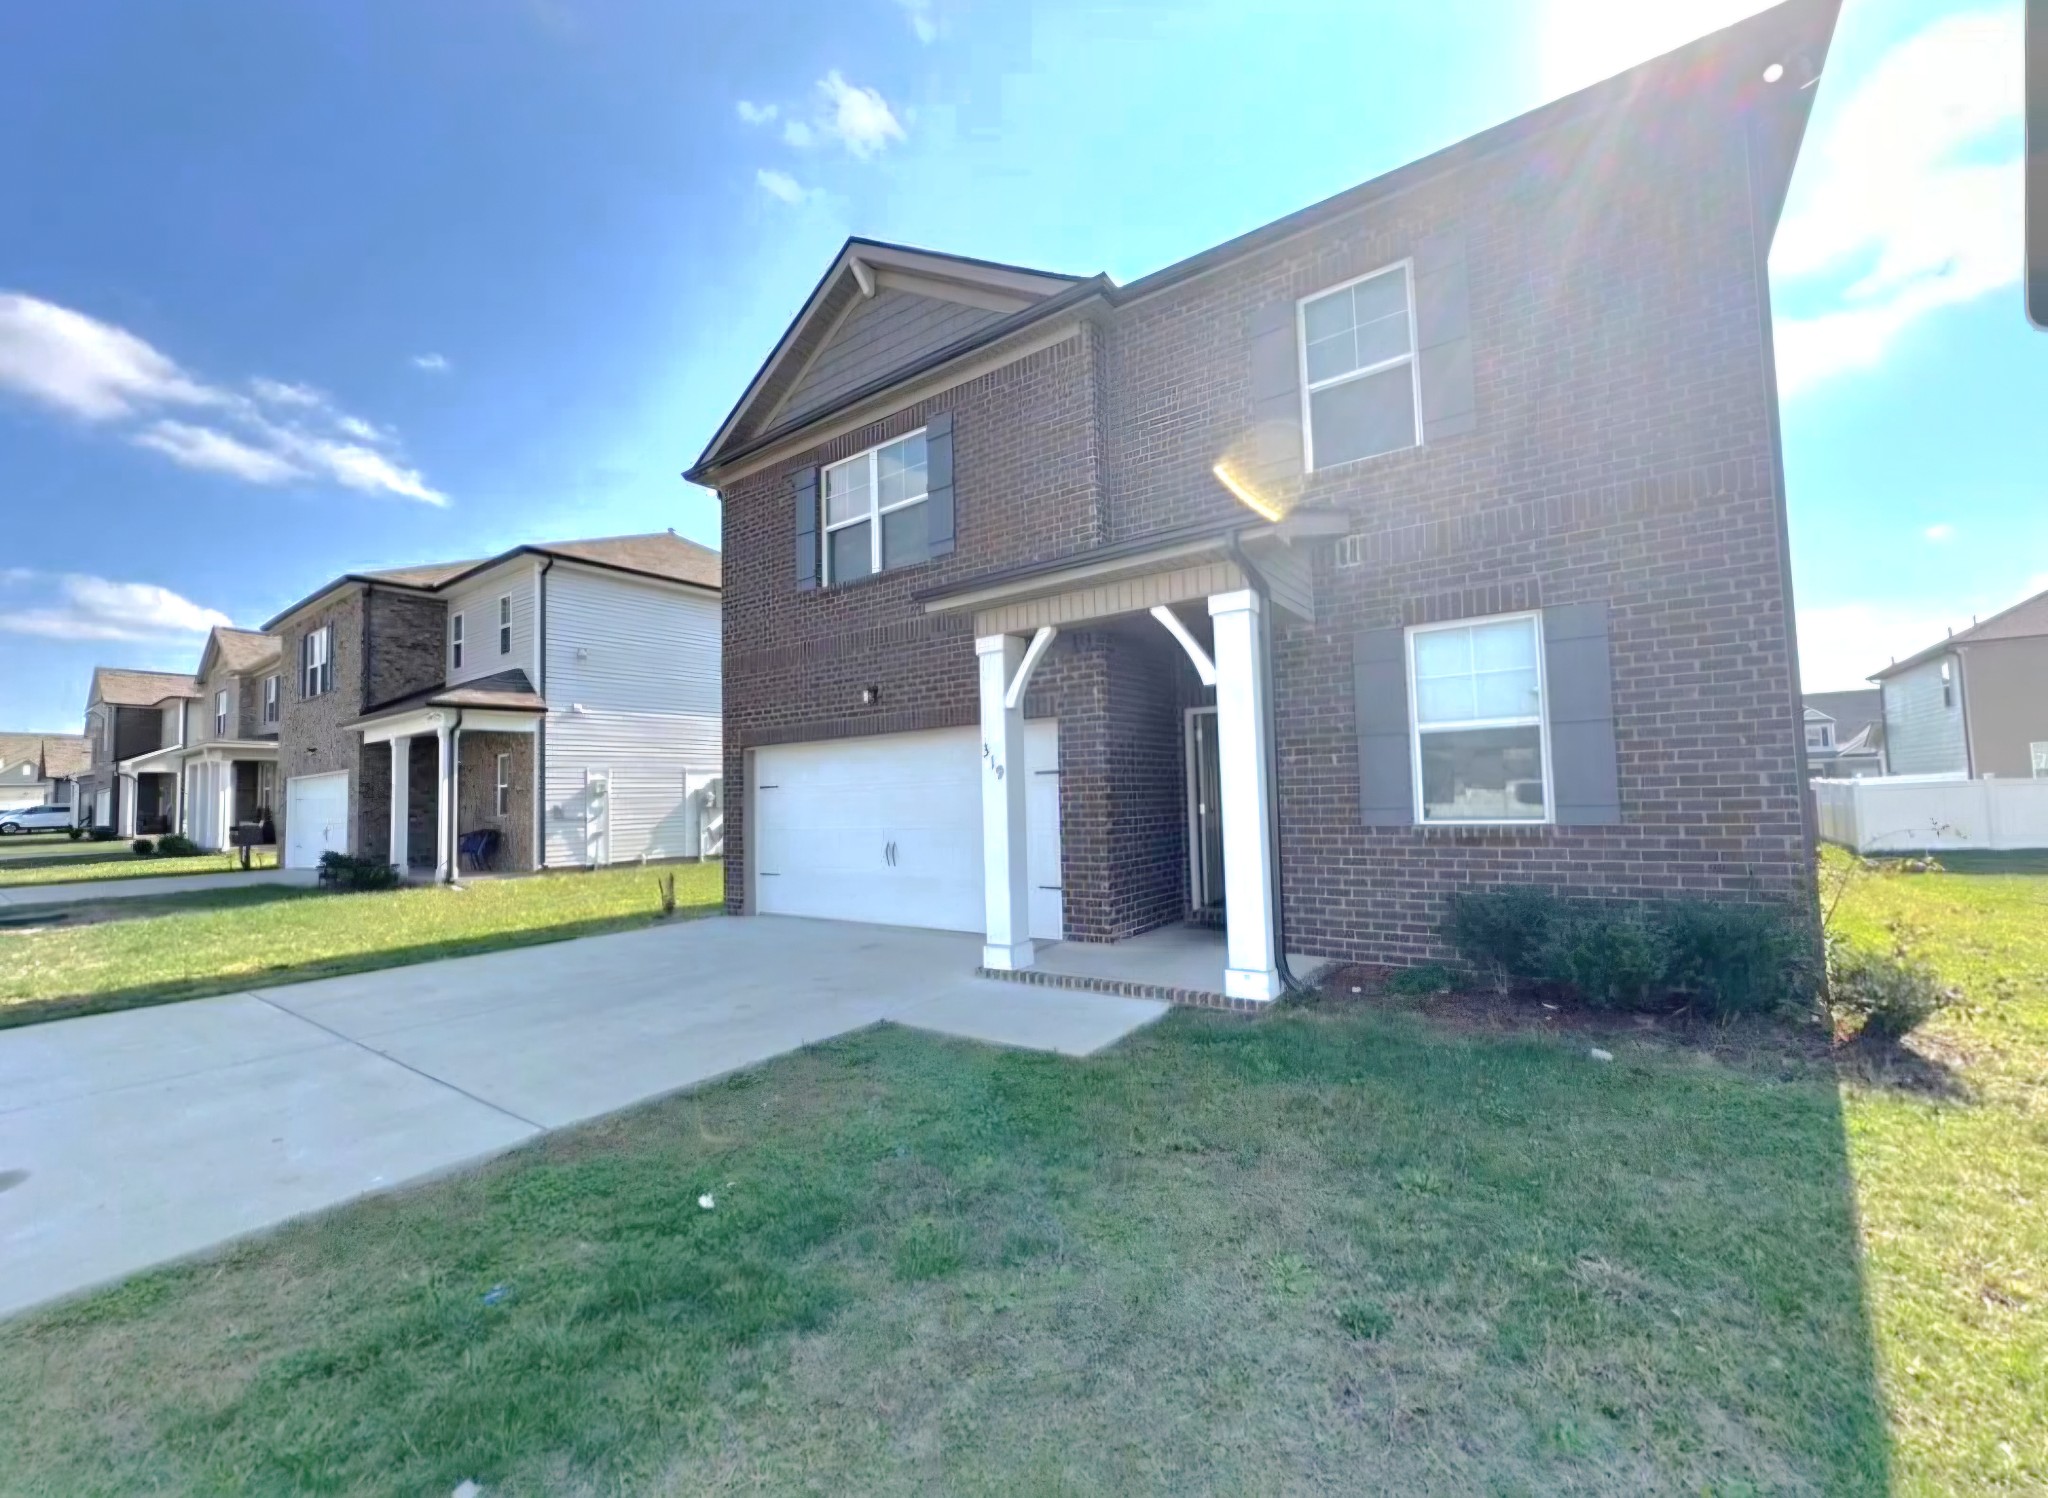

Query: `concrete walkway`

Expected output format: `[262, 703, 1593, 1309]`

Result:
[0, 916, 1166, 1317]
[0, 867, 318, 909]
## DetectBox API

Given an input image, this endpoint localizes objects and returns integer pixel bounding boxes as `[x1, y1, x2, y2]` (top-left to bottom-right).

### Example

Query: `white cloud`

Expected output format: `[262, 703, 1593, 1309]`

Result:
[782, 119, 816, 149]
[410, 352, 451, 373]
[1924, 523, 1954, 543]
[894, 0, 937, 44]
[1771, 11, 2023, 396]
[1538, 0, 1771, 101]
[735, 99, 778, 125]
[756, 168, 810, 205]
[0, 571, 231, 644]
[0, 291, 450, 505]
[1799, 572, 2048, 690]
[816, 71, 906, 158]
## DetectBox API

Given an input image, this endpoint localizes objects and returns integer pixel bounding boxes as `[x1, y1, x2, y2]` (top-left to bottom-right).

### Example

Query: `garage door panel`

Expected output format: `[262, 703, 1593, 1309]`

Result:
[753, 725, 1059, 938]
[284, 772, 350, 870]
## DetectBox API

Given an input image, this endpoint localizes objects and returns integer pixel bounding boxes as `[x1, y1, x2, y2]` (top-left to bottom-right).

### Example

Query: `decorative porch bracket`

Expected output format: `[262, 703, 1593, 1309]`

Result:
[1001, 625, 1059, 711]
[1149, 605, 1218, 686]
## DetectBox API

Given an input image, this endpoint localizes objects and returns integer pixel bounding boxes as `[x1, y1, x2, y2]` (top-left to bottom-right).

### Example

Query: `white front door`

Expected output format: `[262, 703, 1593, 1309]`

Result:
[284, 771, 350, 868]
[752, 724, 1060, 938]
[584, 769, 611, 866]
[94, 789, 110, 827]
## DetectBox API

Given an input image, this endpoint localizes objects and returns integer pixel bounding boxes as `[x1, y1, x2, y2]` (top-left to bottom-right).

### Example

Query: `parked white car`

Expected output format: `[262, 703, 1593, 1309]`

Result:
[0, 805, 78, 835]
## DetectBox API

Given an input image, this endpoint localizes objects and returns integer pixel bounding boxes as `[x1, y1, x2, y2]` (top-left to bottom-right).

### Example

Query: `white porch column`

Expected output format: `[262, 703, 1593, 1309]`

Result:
[389, 736, 411, 875]
[117, 773, 135, 837]
[434, 726, 454, 881]
[1208, 588, 1281, 1003]
[216, 762, 233, 851]
[976, 633, 1034, 971]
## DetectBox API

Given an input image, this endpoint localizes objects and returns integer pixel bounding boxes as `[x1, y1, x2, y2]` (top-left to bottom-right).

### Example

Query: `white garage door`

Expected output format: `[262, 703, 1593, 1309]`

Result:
[753, 723, 1061, 939]
[284, 771, 350, 869]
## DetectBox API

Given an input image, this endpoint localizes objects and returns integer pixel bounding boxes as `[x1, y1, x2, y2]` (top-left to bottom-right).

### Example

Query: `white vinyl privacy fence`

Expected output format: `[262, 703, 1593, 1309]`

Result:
[1815, 775, 2048, 854]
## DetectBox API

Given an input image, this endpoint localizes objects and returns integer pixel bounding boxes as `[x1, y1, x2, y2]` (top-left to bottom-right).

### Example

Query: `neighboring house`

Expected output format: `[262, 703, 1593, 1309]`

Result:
[35, 736, 91, 812]
[688, 0, 1836, 1000]
[0, 733, 88, 810]
[78, 669, 201, 835]
[118, 628, 285, 850]
[1873, 586, 2048, 779]
[1803, 690, 1884, 778]
[260, 533, 721, 875]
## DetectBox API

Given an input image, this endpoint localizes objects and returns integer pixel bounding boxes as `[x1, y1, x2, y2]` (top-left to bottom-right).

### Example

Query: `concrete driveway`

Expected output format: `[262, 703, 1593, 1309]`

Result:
[0, 916, 1166, 1319]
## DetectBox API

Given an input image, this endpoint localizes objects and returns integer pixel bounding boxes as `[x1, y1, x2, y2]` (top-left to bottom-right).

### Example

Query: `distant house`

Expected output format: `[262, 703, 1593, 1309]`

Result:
[1802, 690, 1884, 778]
[115, 627, 286, 850]
[0, 733, 90, 810]
[78, 669, 202, 833]
[1873, 587, 2048, 779]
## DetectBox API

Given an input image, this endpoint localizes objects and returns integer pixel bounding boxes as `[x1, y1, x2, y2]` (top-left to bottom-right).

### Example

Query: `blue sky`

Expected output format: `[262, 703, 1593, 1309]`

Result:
[0, 0, 2037, 731]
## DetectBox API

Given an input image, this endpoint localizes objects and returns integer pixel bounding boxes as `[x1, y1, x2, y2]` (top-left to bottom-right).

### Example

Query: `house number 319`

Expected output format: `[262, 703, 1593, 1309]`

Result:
[983, 743, 1004, 779]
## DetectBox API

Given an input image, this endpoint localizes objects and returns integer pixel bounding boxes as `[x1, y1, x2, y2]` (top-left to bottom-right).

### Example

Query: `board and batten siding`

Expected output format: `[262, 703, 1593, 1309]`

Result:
[442, 559, 540, 688]
[541, 564, 721, 866]
[1881, 656, 1968, 776]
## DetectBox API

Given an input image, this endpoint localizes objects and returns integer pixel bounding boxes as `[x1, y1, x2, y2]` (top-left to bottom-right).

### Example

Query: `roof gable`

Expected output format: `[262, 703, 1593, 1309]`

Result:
[696, 239, 1082, 470]
[1873, 585, 2048, 679]
[89, 667, 200, 708]
[195, 626, 281, 681]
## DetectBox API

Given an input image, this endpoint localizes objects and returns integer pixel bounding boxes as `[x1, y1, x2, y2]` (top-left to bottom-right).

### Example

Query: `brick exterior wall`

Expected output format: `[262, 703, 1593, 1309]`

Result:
[713, 97, 1809, 965]
[458, 730, 535, 871]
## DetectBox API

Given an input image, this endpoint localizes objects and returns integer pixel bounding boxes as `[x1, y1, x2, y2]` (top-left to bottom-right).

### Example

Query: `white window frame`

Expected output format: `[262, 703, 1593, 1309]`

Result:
[1298, 259, 1423, 474]
[822, 427, 928, 585]
[302, 626, 333, 698]
[214, 689, 229, 738]
[2031, 742, 2048, 779]
[450, 612, 465, 672]
[1806, 723, 1834, 751]
[498, 594, 512, 656]
[263, 674, 280, 725]
[1405, 610, 1554, 827]
[495, 752, 512, 816]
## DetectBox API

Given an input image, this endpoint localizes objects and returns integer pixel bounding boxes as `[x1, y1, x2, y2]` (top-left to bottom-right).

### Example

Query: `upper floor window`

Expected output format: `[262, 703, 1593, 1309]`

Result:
[451, 612, 465, 671]
[1940, 659, 1954, 708]
[214, 689, 229, 738]
[1408, 612, 1549, 824]
[96, 711, 111, 754]
[1806, 723, 1835, 751]
[498, 595, 513, 655]
[302, 625, 333, 698]
[823, 429, 928, 585]
[263, 674, 280, 725]
[1299, 262, 1419, 471]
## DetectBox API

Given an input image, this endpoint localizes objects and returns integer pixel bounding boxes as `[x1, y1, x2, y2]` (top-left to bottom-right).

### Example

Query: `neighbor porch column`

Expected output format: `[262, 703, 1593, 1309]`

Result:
[216, 761, 233, 850]
[388, 736, 410, 875]
[1208, 588, 1281, 1003]
[434, 725, 454, 881]
[976, 633, 1033, 971]
[117, 773, 135, 837]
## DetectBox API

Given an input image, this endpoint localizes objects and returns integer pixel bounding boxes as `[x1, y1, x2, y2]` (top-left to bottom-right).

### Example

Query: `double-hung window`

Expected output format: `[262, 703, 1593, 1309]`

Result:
[1408, 613, 1550, 824]
[495, 752, 512, 815]
[823, 429, 928, 584]
[214, 689, 229, 738]
[1806, 722, 1834, 751]
[1299, 262, 1420, 471]
[498, 595, 512, 655]
[263, 674, 280, 725]
[301, 626, 333, 698]
[450, 612, 465, 671]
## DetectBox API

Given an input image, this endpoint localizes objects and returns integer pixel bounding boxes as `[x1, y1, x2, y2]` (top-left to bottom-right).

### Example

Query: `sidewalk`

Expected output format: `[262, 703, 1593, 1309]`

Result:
[0, 867, 318, 909]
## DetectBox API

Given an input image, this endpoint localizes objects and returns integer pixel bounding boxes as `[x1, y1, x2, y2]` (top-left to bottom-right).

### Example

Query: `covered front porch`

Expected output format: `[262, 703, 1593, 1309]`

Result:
[924, 511, 1341, 1006]
[353, 696, 543, 881]
[182, 746, 278, 852]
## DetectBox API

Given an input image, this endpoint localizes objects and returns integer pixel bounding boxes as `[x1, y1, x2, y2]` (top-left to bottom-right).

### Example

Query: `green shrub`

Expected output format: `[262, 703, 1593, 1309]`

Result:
[130, 838, 155, 856]
[1445, 887, 1559, 990]
[1544, 904, 1663, 1010]
[1826, 930, 1956, 1042]
[316, 850, 403, 892]
[88, 825, 116, 842]
[1657, 899, 1812, 1019]
[155, 834, 201, 857]
[66, 826, 83, 841]
[1383, 962, 1458, 998]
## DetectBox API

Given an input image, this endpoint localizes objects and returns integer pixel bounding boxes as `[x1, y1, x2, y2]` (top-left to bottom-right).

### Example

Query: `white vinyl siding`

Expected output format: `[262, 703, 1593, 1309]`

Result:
[541, 565, 721, 866]
[1881, 657, 1969, 776]
[443, 560, 539, 687]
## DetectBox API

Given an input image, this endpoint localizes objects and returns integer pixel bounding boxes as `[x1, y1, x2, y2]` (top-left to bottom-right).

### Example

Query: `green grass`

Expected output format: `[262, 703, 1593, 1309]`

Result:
[0, 852, 2038, 1494]
[0, 862, 724, 1029]
[0, 845, 278, 886]
[0, 832, 112, 861]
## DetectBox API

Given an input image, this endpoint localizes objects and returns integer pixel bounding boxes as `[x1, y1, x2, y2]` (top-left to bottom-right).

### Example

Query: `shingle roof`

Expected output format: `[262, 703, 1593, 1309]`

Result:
[526, 532, 720, 590]
[91, 667, 200, 707]
[38, 737, 91, 779]
[351, 668, 548, 725]
[1872, 585, 2048, 680]
[209, 628, 282, 675]
[363, 561, 480, 589]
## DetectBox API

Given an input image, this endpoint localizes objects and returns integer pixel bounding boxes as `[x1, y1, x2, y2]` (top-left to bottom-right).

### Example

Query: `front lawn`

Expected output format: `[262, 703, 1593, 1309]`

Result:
[0, 851, 2038, 1495]
[0, 845, 278, 886]
[0, 862, 724, 1029]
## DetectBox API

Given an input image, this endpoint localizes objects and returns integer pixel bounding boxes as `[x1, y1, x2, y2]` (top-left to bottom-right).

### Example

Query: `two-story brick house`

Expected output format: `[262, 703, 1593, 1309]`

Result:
[78, 667, 200, 835]
[690, 0, 1837, 1002]
[117, 628, 285, 851]
[262, 533, 721, 876]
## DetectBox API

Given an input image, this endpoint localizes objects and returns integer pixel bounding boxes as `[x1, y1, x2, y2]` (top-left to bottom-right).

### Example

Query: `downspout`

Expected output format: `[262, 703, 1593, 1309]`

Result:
[534, 558, 553, 869]
[1223, 534, 1307, 997]
[444, 709, 466, 884]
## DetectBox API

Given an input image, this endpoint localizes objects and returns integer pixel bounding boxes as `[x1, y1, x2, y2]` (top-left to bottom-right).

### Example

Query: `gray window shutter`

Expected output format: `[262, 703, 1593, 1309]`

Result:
[1544, 603, 1621, 825]
[1414, 231, 1476, 440]
[925, 409, 955, 557]
[1354, 627, 1414, 824]
[1247, 300, 1303, 486]
[792, 465, 820, 590]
